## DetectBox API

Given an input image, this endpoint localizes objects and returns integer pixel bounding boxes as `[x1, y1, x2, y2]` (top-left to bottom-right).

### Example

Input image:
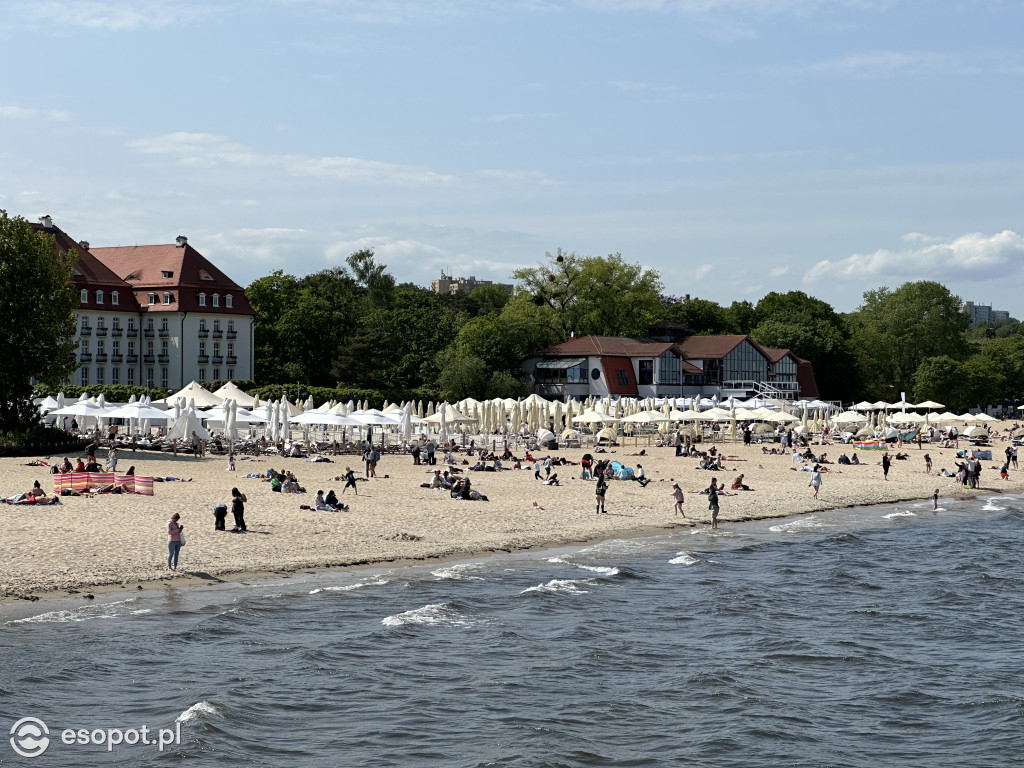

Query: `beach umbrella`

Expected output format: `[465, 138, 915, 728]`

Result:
[105, 401, 172, 423]
[213, 381, 256, 408]
[400, 402, 413, 442]
[915, 400, 944, 410]
[439, 402, 448, 445]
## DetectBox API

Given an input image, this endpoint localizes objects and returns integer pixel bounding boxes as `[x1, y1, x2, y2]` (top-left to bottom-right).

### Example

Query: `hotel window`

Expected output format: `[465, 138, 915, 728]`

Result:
[80, 339, 89, 353]
[161, 340, 169, 355]
[96, 289, 104, 304]
[213, 319, 220, 332]
[212, 293, 220, 307]
[616, 370, 629, 387]
[96, 366, 105, 384]
[161, 318, 169, 331]
[657, 350, 681, 385]
[213, 342, 220, 357]
[162, 292, 172, 305]
[80, 367, 89, 385]
[161, 368, 169, 388]
[111, 291, 119, 306]
[225, 294, 233, 308]
[147, 340, 154, 355]
[81, 317, 89, 332]
[127, 368, 135, 385]
[128, 317, 135, 330]
[148, 293, 156, 305]
[198, 293, 206, 306]
[199, 319, 207, 331]
[97, 316, 105, 330]
[146, 368, 154, 388]
[161, 270, 173, 279]
[111, 367, 120, 384]
[199, 341, 206, 355]
[227, 368, 234, 380]
[212, 368, 220, 381]
[112, 317, 120, 330]
[638, 359, 654, 385]
[146, 318, 154, 330]
[80, 289, 88, 304]
[227, 342, 234, 355]
[97, 339, 105, 354]
[227, 320, 234, 332]
[199, 368, 206, 382]
[112, 340, 120, 355]
[128, 340, 135, 355]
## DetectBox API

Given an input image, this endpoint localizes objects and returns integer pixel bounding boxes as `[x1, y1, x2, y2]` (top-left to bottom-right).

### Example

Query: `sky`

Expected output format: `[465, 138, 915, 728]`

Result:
[1, 0, 1023, 315]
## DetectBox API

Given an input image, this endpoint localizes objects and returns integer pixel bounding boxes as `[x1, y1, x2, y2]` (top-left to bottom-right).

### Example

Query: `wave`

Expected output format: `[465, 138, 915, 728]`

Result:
[520, 578, 593, 595]
[982, 502, 1006, 511]
[769, 516, 825, 533]
[669, 552, 700, 566]
[310, 577, 389, 594]
[7, 599, 140, 625]
[382, 602, 475, 628]
[884, 511, 916, 519]
[547, 556, 620, 577]
[431, 563, 485, 581]
[176, 700, 225, 723]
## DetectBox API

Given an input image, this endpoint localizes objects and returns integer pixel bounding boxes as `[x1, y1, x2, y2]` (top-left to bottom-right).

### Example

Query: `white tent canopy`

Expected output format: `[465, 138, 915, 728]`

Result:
[212, 381, 256, 408]
[166, 408, 212, 441]
[158, 381, 224, 408]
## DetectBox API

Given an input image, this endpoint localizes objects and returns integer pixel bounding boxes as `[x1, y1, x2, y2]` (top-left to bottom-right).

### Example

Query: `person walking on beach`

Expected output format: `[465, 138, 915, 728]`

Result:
[230, 487, 247, 533]
[106, 446, 118, 472]
[1011, 445, 1018, 470]
[674, 431, 683, 457]
[534, 459, 542, 481]
[809, 464, 822, 499]
[707, 482, 720, 529]
[924, 454, 932, 474]
[342, 467, 358, 495]
[167, 513, 184, 570]
[882, 453, 892, 481]
[672, 483, 685, 517]
[543, 456, 552, 479]
[595, 474, 607, 514]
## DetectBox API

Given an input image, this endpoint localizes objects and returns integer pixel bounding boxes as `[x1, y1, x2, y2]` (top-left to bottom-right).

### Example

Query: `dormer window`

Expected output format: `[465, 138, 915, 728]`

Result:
[95, 289, 104, 304]
[198, 293, 206, 307]
[148, 292, 156, 305]
[212, 293, 220, 307]
[225, 294, 233, 308]
[199, 270, 214, 281]
[111, 291, 119, 306]
[163, 292, 172, 305]
[161, 270, 173, 279]
[80, 289, 88, 304]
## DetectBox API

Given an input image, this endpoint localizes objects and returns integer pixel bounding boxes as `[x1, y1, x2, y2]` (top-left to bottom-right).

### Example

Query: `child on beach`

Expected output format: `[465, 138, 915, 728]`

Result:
[672, 483, 685, 517]
[534, 459, 541, 480]
[595, 474, 607, 514]
[924, 454, 932, 474]
[227, 453, 235, 471]
[342, 467, 358, 495]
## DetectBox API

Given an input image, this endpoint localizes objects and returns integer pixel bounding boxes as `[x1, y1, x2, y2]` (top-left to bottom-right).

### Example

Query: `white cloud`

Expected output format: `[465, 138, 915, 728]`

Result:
[803, 230, 1024, 284]
[695, 263, 713, 279]
[769, 266, 789, 277]
[764, 49, 1024, 80]
[21, 1, 218, 31]
[0, 105, 70, 121]
[128, 132, 456, 187]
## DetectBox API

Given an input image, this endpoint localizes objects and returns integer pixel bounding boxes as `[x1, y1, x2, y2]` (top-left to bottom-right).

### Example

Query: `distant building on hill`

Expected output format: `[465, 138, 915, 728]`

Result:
[962, 301, 1011, 327]
[430, 272, 512, 296]
[523, 332, 817, 401]
[32, 216, 254, 390]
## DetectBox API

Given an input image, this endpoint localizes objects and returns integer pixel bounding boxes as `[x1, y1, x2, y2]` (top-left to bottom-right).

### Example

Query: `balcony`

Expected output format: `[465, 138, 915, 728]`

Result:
[212, 330, 223, 339]
[79, 327, 92, 336]
[95, 353, 108, 363]
[226, 355, 237, 365]
[111, 328, 123, 337]
[126, 354, 139, 364]
[158, 329, 170, 338]
[212, 355, 224, 364]
[143, 329, 155, 338]
[226, 330, 237, 339]
[197, 354, 210, 364]
[197, 329, 209, 338]
[95, 328, 108, 337]
[126, 329, 138, 338]
[78, 353, 93, 363]
[111, 354, 123, 363]
[143, 354, 155, 364]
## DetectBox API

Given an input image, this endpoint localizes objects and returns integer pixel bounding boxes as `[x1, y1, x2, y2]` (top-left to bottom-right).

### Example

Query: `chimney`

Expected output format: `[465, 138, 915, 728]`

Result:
[39, 215, 53, 230]
[175, 235, 188, 248]
[78, 240, 90, 250]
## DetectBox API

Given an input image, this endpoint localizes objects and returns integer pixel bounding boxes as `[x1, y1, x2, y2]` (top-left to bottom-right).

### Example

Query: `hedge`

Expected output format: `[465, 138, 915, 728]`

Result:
[0, 425, 84, 457]
[32, 384, 171, 402]
[247, 385, 441, 409]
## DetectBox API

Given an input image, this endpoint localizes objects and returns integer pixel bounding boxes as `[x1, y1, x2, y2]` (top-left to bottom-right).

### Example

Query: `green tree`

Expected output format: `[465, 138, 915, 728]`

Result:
[347, 248, 395, 308]
[438, 354, 489, 401]
[664, 298, 728, 335]
[453, 294, 562, 375]
[913, 356, 967, 410]
[848, 281, 969, 398]
[724, 300, 756, 334]
[513, 249, 663, 339]
[469, 284, 510, 316]
[0, 211, 78, 432]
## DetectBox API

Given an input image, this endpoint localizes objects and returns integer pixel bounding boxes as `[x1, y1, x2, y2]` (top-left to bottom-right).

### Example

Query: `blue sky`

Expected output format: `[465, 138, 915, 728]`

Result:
[2, 0, 1023, 315]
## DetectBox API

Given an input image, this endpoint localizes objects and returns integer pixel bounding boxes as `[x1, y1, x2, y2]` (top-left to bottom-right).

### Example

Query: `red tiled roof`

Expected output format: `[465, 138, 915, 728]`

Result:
[91, 243, 253, 315]
[30, 222, 142, 311]
[600, 356, 638, 396]
[543, 335, 675, 358]
[681, 360, 703, 375]
[676, 334, 753, 359]
[756, 344, 809, 365]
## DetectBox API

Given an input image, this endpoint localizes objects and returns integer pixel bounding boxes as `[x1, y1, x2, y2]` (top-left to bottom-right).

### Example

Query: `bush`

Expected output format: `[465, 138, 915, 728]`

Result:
[246, 384, 441, 408]
[0, 425, 83, 457]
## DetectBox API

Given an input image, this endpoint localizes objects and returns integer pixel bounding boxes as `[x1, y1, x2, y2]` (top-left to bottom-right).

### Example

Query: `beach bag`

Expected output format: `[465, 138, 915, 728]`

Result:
[179, 531, 186, 547]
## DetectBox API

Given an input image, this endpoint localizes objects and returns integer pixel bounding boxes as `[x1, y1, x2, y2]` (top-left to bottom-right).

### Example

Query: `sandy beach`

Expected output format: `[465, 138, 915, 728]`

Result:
[2, 431, 1021, 601]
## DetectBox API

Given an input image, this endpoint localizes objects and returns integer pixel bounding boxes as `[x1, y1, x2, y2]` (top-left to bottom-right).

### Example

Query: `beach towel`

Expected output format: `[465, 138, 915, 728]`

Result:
[972, 450, 993, 461]
[853, 441, 888, 451]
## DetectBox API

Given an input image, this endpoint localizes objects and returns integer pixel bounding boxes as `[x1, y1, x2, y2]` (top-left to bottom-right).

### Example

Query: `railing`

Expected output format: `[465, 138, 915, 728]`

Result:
[212, 355, 224, 364]
[110, 328, 123, 337]
[95, 328, 107, 337]
[197, 329, 209, 338]
[79, 327, 92, 336]
[198, 355, 210, 364]
[111, 353, 123, 363]
[95, 353, 108, 363]
[212, 330, 223, 338]
[158, 354, 170, 364]
[226, 330, 237, 339]
[143, 354, 155, 364]
[126, 354, 138, 363]
[143, 329, 154, 338]
[126, 329, 138, 337]
[158, 329, 170, 338]
[226, 355, 237, 365]
[78, 353, 93, 362]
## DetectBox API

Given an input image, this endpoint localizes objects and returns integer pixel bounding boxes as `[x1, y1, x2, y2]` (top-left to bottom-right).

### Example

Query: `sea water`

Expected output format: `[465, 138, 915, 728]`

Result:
[2, 496, 1024, 767]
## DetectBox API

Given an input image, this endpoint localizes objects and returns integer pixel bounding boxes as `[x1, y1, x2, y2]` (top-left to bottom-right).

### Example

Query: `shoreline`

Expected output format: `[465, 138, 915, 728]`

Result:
[2, 437, 1019, 605]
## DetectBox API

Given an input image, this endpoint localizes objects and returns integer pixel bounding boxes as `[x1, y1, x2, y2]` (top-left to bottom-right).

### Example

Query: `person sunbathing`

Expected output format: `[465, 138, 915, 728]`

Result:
[543, 473, 560, 486]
